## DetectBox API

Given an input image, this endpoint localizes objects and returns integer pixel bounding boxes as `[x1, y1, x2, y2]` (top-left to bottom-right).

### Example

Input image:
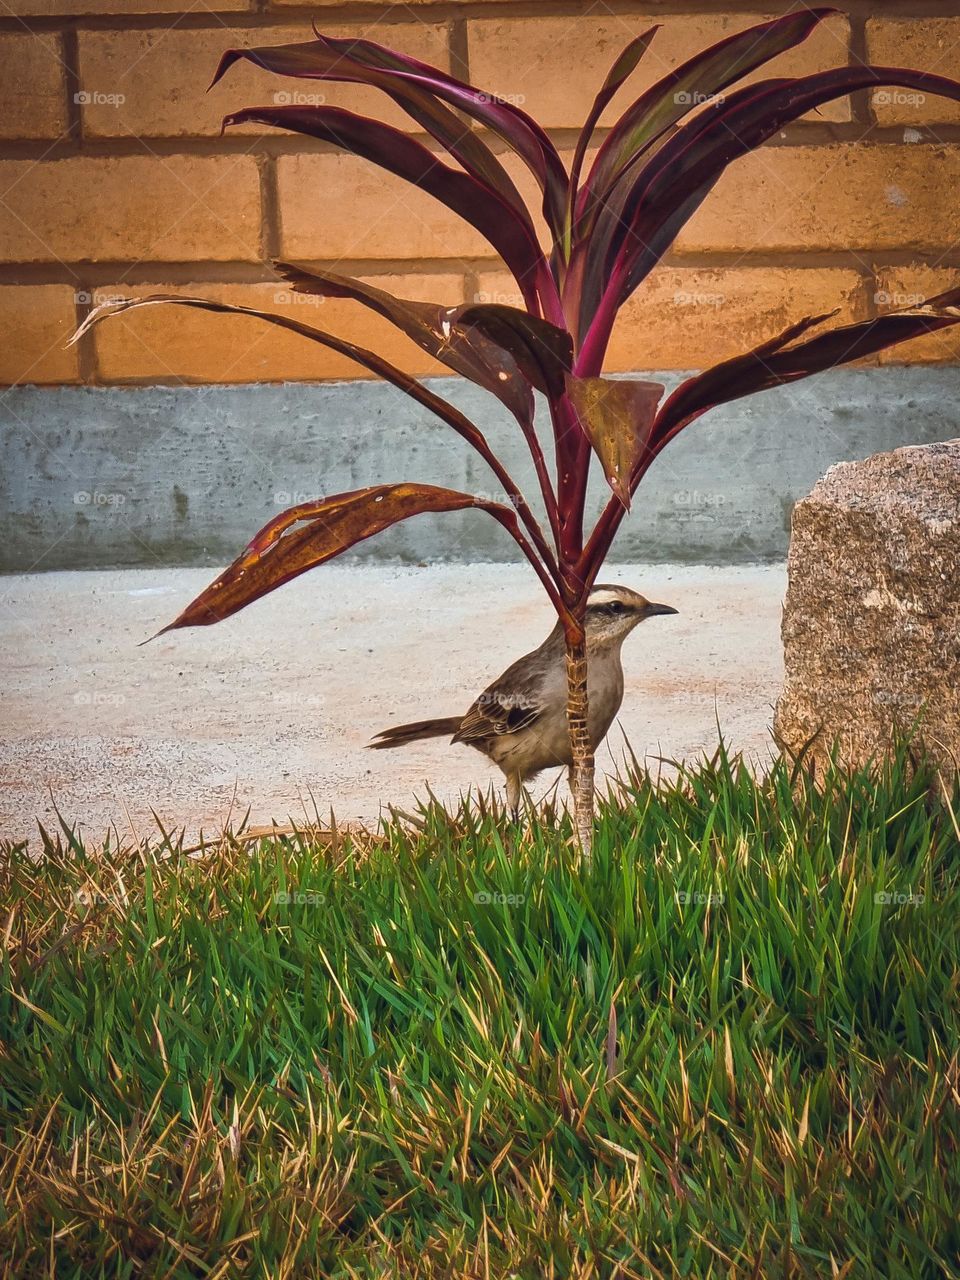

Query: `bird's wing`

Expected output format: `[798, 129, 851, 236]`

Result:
[453, 683, 544, 744]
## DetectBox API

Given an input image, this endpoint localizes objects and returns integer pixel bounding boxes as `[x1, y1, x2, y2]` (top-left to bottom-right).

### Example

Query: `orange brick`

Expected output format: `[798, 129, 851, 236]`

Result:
[0, 285, 79, 385]
[79, 22, 450, 138]
[467, 12, 852, 129]
[867, 20, 960, 125]
[277, 152, 490, 262]
[92, 273, 466, 381]
[0, 34, 67, 140]
[0, 156, 261, 263]
[678, 145, 960, 254]
[475, 266, 866, 372]
[5, 0, 246, 14]
[607, 266, 866, 371]
[875, 266, 960, 364]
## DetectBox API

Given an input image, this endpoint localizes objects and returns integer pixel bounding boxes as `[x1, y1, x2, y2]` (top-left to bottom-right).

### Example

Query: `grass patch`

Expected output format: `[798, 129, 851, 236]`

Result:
[2, 745, 960, 1278]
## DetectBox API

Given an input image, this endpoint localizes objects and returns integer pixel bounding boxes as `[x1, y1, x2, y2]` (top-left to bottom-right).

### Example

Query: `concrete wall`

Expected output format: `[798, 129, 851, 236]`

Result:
[4, 368, 959, 572]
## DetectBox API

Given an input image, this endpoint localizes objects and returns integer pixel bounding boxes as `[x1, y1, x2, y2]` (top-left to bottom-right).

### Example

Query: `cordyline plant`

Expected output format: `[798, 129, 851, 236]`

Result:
[76, 8, 960, 856]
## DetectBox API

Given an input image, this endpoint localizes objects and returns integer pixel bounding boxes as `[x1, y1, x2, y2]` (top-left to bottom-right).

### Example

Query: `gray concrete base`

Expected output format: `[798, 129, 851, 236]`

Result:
[3, 369, 960, 572]
[0, 562, 784, 845]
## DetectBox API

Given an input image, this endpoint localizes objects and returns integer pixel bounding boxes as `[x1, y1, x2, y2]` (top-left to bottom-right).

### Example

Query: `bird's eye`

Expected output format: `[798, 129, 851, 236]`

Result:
[607, 601, 625, 614]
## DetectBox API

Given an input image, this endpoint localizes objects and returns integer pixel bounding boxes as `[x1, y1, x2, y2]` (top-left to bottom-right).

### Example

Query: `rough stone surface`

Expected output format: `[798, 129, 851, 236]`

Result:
[774, 440, 960, 773]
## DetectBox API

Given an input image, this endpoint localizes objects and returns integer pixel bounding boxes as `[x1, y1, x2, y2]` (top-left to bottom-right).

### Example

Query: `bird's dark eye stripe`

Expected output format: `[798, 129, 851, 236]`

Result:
[587, 599, 628, 615]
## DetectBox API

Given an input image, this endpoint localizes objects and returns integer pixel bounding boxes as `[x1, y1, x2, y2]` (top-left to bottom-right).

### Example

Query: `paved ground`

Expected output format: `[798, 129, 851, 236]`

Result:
[1, 563, 786, 847]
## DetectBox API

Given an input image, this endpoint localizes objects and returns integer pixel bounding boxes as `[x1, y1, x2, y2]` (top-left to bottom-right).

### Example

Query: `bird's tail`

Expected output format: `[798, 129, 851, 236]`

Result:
[367, 717, 461, 750]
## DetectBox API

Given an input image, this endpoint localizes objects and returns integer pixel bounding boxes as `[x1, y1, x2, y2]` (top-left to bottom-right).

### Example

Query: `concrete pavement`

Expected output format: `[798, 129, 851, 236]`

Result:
[0, 562, 786, 846]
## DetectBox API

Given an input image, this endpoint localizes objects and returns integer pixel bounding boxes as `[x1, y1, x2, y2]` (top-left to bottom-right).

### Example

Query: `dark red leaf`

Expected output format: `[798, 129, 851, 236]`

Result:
[72, 293, 562, 586]
[608, 65, 960, 310]
[276, 263, 572, 405]
[274, 263, 536, 426]
[654, 289, 960, 446]
[212, 37, 532, 228]
[454, 303, 573, 401]
[576, 9, 835, 233]
[566, 25, 661, 239]
[70, 293, 520, 495]
[159, 485, 529, 631]
[223, 104, 550, 315]
[213, 34, 569, 244]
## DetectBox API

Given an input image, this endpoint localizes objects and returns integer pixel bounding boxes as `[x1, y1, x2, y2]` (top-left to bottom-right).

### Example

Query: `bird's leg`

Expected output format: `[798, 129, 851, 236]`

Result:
[506, 771, 522, 825]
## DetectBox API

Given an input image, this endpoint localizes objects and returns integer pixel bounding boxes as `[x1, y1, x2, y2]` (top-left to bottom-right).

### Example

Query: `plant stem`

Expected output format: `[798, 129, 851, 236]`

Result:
[565, 634, 595, 862]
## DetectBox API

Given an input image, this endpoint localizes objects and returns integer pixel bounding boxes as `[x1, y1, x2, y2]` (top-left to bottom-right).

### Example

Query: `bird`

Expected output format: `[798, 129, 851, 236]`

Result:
[368, 583, 678, 815]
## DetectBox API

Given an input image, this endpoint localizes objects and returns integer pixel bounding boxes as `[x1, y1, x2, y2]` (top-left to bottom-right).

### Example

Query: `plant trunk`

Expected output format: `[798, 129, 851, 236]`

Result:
[565, 635, 595, 861]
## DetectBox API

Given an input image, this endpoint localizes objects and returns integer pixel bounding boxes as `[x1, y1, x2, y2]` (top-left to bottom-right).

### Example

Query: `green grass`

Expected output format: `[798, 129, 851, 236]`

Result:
[2, 744, 960, 1278]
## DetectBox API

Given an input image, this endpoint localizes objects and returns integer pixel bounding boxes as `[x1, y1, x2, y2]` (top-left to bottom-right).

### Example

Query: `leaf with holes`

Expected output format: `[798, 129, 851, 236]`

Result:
[159, 485, 529, 632]
[275, 263, 572, 414]
[567, 376, 663, 508]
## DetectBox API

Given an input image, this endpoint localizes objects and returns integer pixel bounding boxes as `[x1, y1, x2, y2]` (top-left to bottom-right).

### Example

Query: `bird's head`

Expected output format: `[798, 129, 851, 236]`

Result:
[584, 584, 678, 649]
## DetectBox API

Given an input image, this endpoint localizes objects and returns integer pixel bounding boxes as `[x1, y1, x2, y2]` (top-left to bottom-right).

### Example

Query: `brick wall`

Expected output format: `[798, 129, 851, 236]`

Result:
[1, 2, 959, 388]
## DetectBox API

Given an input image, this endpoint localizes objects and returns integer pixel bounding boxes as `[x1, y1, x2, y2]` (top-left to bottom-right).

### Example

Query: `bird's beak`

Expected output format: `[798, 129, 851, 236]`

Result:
[643, 601, 678, 618]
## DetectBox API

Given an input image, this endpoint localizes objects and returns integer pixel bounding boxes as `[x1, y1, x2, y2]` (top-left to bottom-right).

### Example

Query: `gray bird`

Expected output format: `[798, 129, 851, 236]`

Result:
[369, 583, 677, 813]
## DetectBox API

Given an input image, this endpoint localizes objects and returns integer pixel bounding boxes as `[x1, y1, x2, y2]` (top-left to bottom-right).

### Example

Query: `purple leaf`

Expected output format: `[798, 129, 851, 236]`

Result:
[223, 104, 552, 316]
[214, 34, 569, 245]
[567, 25, 661, 237]
[212, 37, 532, 228]
[576, 9, 836, 234]
[454, 302, 573, 401]
[71, 292, 562, 586]
[584, 63, 960, 351]
[276, 261, 573, 417]
[275, 262, 536, 427]
[71, 293, 520, 495]
[654, 289, 960, 448]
